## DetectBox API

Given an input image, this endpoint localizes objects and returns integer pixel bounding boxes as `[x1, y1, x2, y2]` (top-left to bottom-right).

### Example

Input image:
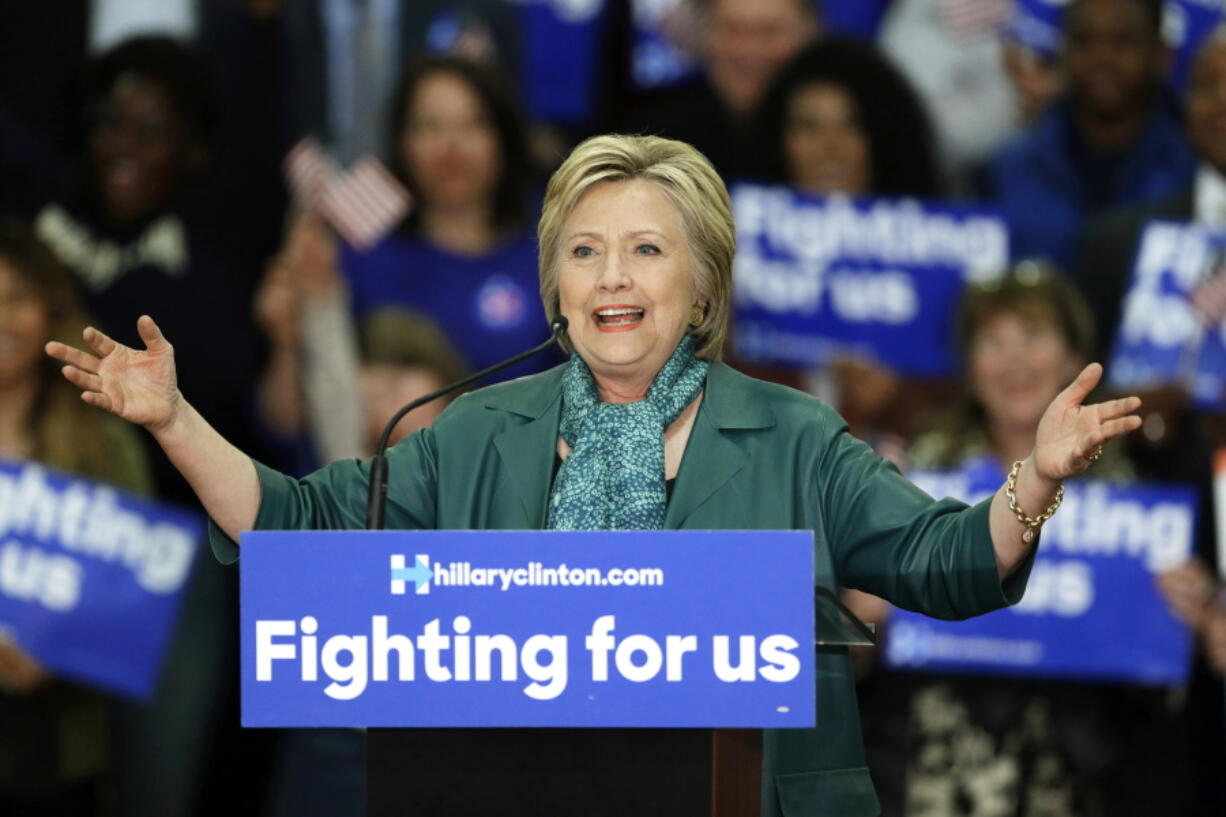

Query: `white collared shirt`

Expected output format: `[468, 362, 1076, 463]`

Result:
[1195, 163, 1226, 227]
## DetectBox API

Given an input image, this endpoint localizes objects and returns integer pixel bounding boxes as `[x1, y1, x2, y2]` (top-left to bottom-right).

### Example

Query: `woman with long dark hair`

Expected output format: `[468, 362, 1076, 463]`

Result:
[753, 37, 941, 199]
[0, 219, 150, 817]
[748, 37, 945, 442]
[339, 54, 553, 379]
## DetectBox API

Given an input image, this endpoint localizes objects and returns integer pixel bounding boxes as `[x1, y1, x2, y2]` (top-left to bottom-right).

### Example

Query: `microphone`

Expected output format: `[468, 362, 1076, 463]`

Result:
[364, 316, 570, 530]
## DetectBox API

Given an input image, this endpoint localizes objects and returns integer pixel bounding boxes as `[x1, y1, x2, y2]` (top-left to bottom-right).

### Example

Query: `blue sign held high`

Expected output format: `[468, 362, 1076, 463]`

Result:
[731, 185, 1008, 376]
[884, 458, 1196, 684]
[240, 529, 816, 728]
[0, 460, 202, 699]
[1108, 221, 1226, 411]
[1005, 0, 1066, 57]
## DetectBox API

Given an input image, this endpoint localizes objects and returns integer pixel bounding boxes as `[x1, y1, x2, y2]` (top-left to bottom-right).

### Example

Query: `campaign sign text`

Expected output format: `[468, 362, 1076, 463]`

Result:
[885, 458, 1195, 684]
[240, 530, 815, 728]
[0, 461, 201, 698]
[731, 185, 1007, 376]
[1108, 221, 1226, 411]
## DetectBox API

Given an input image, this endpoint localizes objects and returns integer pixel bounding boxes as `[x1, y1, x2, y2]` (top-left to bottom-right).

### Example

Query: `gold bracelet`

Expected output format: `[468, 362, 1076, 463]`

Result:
[1006, 459, 1064, 545]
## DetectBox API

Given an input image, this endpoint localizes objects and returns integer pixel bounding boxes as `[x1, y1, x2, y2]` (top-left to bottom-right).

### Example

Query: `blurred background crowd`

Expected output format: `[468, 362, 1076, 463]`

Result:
[1, 0, 1226, 815]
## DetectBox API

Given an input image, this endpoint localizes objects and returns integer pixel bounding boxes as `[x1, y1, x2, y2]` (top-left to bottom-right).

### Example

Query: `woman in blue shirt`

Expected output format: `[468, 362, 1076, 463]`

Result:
[342, 55, 556, 379]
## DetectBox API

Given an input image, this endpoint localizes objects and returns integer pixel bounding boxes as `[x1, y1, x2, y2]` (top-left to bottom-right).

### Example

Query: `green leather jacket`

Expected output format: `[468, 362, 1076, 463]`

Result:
[213, 362, 1032, 817]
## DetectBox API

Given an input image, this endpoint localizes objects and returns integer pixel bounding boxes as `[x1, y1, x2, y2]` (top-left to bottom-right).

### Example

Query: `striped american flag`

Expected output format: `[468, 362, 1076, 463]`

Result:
[1192, 259, 1226, 326]
[940, 0, 1013, 40]
[284, 138, 411, 249]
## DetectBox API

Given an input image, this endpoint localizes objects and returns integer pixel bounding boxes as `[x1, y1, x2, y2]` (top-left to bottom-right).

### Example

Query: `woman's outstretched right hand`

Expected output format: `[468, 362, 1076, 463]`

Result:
[47, 315, 260, 541]
[45, 315, 182, 432]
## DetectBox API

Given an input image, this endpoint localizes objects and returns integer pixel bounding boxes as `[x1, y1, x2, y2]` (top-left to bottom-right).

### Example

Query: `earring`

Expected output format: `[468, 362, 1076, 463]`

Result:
[689, 303, 705, 327]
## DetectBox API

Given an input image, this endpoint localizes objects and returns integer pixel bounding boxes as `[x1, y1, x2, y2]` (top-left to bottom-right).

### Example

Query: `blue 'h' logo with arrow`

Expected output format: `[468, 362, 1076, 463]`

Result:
[390, 554, 433, 595]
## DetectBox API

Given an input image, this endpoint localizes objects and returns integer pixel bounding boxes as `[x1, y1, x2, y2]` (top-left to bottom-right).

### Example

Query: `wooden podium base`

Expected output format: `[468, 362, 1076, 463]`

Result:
[367, 728, 762, 817]
[712, 729, 764, 817]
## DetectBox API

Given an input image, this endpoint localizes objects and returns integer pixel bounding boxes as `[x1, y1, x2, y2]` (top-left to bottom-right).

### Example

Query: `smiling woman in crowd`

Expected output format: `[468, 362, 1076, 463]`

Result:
[0, 219, 150, 817]
[338, 54, 554, 380]
[847, 266, 1197, 817]
[0, 26, 310, 816]
[753, 37, 940, 200]
[899, 268, 1137, 817]
[46, 134, 1142, 816]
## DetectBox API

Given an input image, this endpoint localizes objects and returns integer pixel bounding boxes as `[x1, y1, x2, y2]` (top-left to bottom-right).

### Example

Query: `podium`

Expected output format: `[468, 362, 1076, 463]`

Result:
[240, 531, 873, 817]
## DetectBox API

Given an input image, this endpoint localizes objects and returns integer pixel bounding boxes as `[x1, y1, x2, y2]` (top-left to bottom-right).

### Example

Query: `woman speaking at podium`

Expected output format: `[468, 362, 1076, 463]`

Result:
[46, 135, 1141, 816]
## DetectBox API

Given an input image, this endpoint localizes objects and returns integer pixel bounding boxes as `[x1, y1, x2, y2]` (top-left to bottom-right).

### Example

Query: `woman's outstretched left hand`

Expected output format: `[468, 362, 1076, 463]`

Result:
[1033, 363, 1142, 481]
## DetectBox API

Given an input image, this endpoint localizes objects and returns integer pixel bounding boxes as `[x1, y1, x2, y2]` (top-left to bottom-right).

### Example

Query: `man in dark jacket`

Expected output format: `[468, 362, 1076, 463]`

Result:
[1073, 27, 1226, 817]
[986, 0, 1196, 270]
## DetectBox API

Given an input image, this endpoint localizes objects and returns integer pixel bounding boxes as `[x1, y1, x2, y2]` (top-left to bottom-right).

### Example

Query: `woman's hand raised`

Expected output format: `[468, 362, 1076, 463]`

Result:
[1033, 363, 1142, 482]
[45, 315, 182, 432]
[48, 315, 259, 540]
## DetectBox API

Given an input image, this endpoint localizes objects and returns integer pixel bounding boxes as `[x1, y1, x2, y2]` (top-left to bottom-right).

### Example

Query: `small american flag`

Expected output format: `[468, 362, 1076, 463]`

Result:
[284, 138, 411, 249]
[940, 0, 1013, 41]
[1192, 260, 1226, 326]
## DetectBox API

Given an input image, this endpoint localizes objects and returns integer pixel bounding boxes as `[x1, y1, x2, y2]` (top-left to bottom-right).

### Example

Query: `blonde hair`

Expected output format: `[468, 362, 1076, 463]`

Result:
[537, 134, 735, 361]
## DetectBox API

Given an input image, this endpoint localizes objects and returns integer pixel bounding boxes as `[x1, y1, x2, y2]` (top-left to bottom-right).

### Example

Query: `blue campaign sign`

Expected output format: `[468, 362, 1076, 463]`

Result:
[731, 184, 1008, 375]
[240, 529, 815, 728]
[0, 460, 202, 699]
[1108, 221, 1226, 411]
[884, 458, 1196, 684]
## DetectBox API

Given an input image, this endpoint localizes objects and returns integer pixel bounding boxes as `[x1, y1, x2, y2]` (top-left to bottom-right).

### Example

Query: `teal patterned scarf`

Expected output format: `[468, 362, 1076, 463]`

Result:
[547, 334, 708, 531]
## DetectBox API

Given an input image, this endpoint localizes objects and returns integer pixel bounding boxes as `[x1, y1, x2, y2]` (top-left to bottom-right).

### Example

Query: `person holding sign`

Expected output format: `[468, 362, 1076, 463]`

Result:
[46, 135, 1143, 817]
[750, 37, 947, 442]
[1077, 33, 1226, 806]
[868, 267, 1172, 817]
[0, 220, 152, 816]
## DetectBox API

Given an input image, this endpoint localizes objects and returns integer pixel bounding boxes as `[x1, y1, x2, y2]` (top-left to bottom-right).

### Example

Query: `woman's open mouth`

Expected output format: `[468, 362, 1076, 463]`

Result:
[592, 306, 645, 332]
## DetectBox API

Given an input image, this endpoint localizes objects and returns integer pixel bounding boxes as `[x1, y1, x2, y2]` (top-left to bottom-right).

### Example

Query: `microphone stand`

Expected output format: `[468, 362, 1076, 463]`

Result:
[364, 317, 569, 530]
